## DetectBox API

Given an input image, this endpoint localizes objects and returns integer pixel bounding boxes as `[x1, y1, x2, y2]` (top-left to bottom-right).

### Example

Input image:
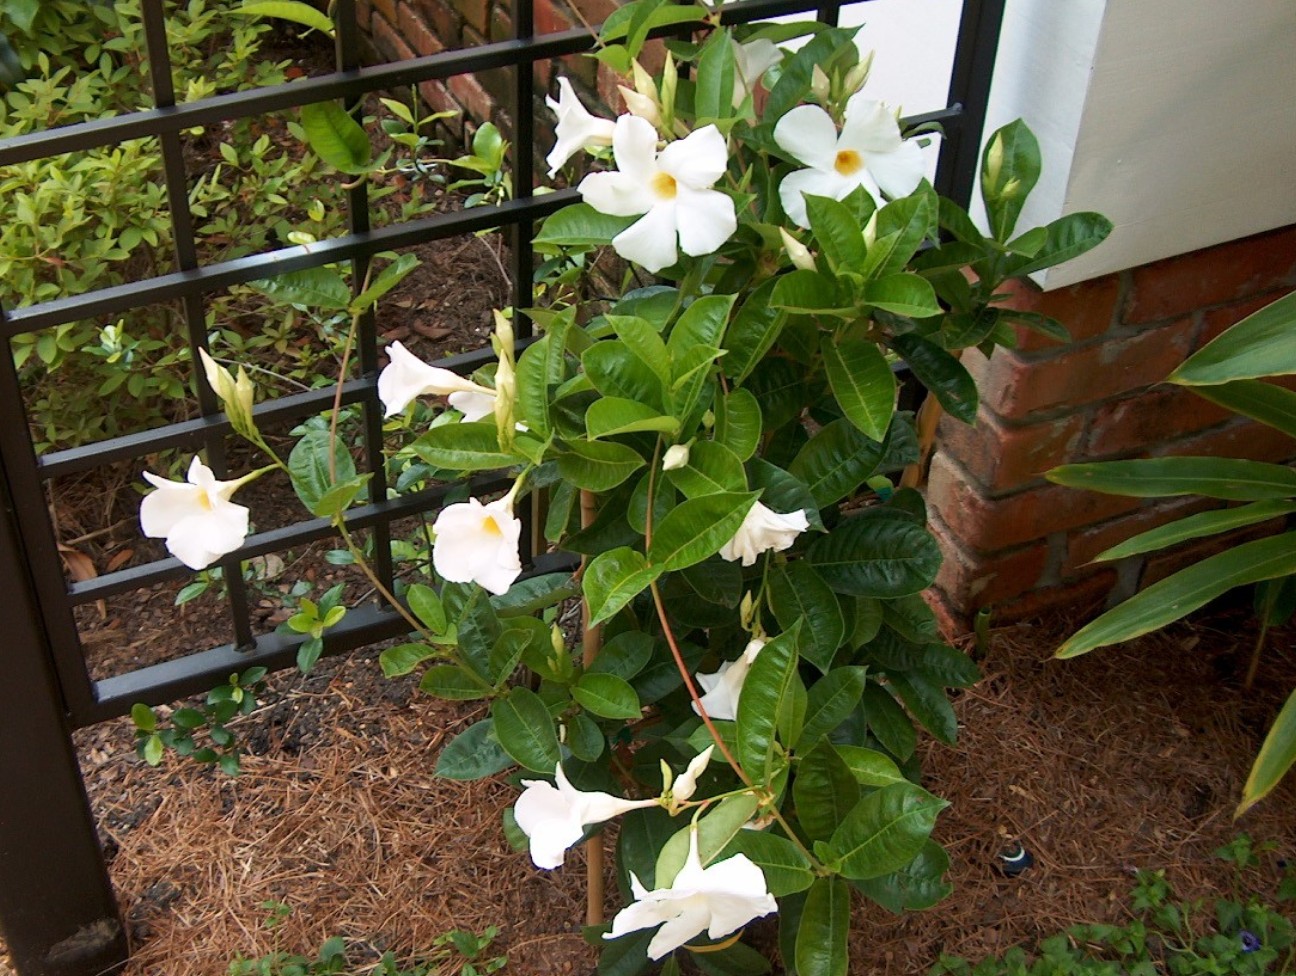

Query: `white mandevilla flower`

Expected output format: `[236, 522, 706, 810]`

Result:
[774, 93, 925, 228]
[515, 763, 658, 870]
[692, 638, 766, 722]
[139, 457, 251, 571]
[661, 444, 690, 471]
[431, 494, 522, 596]
[605, 825, 777, 960]
[545, 77, 616, 178]
[377, 341, 494, 417]
[448, 389, 495, 422]
[732, 37, 781, 106]
[578, 115, 737, 274]
[719, 501, 809, 567]
[668, 745, 714, 804]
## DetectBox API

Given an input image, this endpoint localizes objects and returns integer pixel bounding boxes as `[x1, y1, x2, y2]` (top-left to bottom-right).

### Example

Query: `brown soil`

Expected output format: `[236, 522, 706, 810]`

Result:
[3, 606, 1293, 976]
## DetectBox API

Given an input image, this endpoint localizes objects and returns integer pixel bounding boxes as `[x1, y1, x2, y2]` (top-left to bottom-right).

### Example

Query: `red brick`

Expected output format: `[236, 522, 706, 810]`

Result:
[419, 79, 462, 129]
[933, 520, 1050, 609]
[1154, 418, 1296, 465]
[572, 0, 618, 26]
[535, 0, 575, 33]
[412, 0, 462, 46]
[398, 3, 444, 55]
[1061, 496, 1217, 577]
[992, 570, 1117, 626]
[926, 453, 1145, 552]
[371, 12, 415, 61]
[490, 4, 512, 42]
[373, 0, 398, 25]
[450, 0, 490, 35]
[1086, 386, 1233, 458]
[357, 0, 373, 29]
[998, 273, 1124, 352]
[1124, 225, 1296, 325]
[448, 71, 494, 122]
[967, 317, 1195, 419]
[923, 589, 971, 640]
[1140, 521, 1285, 588]
[938, 409, 1086, 492]
[1198, 289, 1296, 349]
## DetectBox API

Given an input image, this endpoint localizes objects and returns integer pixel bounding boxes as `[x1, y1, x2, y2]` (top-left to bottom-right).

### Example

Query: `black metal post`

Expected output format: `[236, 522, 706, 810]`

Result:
[934, 0, 1008, 208]
[0, 465, 127, 975]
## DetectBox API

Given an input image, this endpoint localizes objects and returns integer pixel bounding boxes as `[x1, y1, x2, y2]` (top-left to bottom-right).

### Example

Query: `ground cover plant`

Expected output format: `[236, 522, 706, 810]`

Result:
[122, 4, 1116, 971]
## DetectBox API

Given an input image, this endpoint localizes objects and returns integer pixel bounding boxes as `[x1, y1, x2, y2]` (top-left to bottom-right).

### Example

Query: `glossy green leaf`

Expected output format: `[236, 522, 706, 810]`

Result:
[1193, 379, 1296, 438]
[834, 744, 905, 787]
[980, 119, 1041, 241]
[890, 333, 978, 424]
[724, 831, 814, 896]
[586, 398, 679, 439]
[379, 642, 438, 678]
[859, 274, 941, 317]
[795, 877, 850, 976]
[288, 430, 356, 514]
[667, 441, 747, 497]
[853, 839, 952, 913]
[1048, 457, 1296, 500]
[248, 266, 352, 309]
[821, 334, 895, 442]
[806, 194, 866, 269]
[589, 632, 654, 680]
[737, 626, 801, 782]
[647, 491, 758, 571]
[694, 26, 736, 121]
[1094, 500, 1296, 562]
[419, 665, 491, 700]
[714, 387, 763, 460]
[797, 668, 868, 748]
[859, 188, 937, 281]
[1058, 531, 1296, 657]
[794, 741, 859, 841]
[789, 418, 887, 508]
[747, 460, 823, 532]
[1004, 211, 1113, 277]
[350, 252, 418, 313]
[828, 782, 947, 880]
[237, 1, 334, 33]
[406, 583, 447, 634]
[724, 278, 786, 384]
[656, 793, 761, 885]
[557, 440, 645, 491]
[309, 473, 371, 518]
[572, 672, 643, 720]
[533, 203, 636, 248]
[862, 683, 916, 761]
[300, 100, 372, 174]
[1238, 685, 1296, 817]
[584, 547, 661, 626]
[771, 270, 851, 316]
[436, 719, 515, 779]
[1169, 291, 1296, 384]
[411, 422, 519, 471]
[584, 340, 665, 409]
[808, 516, 941, 597]
[887, 671, 957, 744]
[769, 562, 845, 672]
[491, 687, 561, 773]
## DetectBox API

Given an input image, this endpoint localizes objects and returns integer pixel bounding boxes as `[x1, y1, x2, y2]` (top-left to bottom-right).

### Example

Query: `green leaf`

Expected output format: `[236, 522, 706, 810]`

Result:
[407, 583, 447, 634]
[350, 252, 418, 313]
[808, 516, 942, 597]
[572, 672, 643, 720]
[694, 27, 736, 121]
[309, 473, 371, 518]
[714, 387, 763, 461]
[4, 0, 39, 33]
[131, 703, 157, 732]
[586, 397, 679, 439]
[1048, 457, 1296, 501]
[1193, 379, 1296, 438]
[667, 441, 747, 497]
[289, 430, 356, 514]
[1003, 211, 1113, 277]
[890, 334, 978, 425]
[724, 831, 814, 896]
[853, 839, 952, 913]
[863, 188, 939, 278]
[557, 440, 646, 491]
[794, 741, 859, 842]
[1094, 500, 1296, 562]
[887, 671, 957, 744]
[827, 782, 948, 880]
[491, 687, 561, 773]
[249, 266, 352, 309]
[859, 274, 941, 317]
[821, 334, 895, 442]
[589, 632, 654, 680]
[769, 562, 845, 672]
[789, 418, 887, 508]
[533, 203, 637, 249]
[584, 340, 665, 408]
[300, 100, 372, 174]
[584, 548, 661, 626]
[806, 195, 866, 269]
[411, 422, 520, 471]
[724, 278, 786, 384]
[379, 642, 438, 677]
[797, 668, 868, 748]
[656, 793, 761, 885]
[1058, 531, 1296, 656]
[419, 665, 491, 700]
[456, 588, 500, 680]
[980, 119, 1041, 241]
[236, 1, 335, 34]
[737, 626, 801, 782]
[566, 712, 606, 762]
[834, 744, 905, 787]
[771, 270, 851, 316]
[863, 683, 916, 761]
[436, 719, 515, 779]
[647, 492, 758, 571]
[1238, 685, 1296, 817]
[1171, 292, 1296, 384]
[795, 877, 850, 976]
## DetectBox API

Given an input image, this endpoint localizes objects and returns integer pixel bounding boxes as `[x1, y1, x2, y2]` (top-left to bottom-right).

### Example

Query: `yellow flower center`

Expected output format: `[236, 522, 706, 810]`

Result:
[197, 492, 214, 511]
[481, 515, 503, 537]
[834, 149, 863, 176]
[651, 171, 678, 200]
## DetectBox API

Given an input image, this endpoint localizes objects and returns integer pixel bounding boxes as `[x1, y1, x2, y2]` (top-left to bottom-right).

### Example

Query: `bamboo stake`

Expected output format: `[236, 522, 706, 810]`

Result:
[579, 488, 605, 926]
[900, 349, 963, 489]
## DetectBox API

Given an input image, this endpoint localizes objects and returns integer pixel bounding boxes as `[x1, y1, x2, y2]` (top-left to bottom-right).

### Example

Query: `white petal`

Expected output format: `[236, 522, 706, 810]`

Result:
[646, 901, 712, 960]
[578, 170, 655, 218]
[139, 479, 205, 538]
[841, 96, 903, 153]
[773, 104, 840, 171]
[606, 895, 677, 942]
[432, 497, 522, 595]
[514, 779, 571, 835]
[662, 444, 690, 471]
[529, 818, 586, 869]
[378, 341, 486, 416]
[733, 38, 781, 90]
[720, 501, 809, 565]
[165, 504, 249, 570]
[671, 745, 714, 803]
[674, 186, 736, 258]
[867, 138, 926, 200]
[611, 113, 661, 184]
[448, 389, 496, 422]
[546, 77, 616, 177]
[657, 124, 728, 190]
[777, 167, 859, 229]
[611, 203, 680, 274]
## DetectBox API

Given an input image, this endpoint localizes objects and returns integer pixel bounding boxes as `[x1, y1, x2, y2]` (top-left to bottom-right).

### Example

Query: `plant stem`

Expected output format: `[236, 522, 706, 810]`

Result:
[579, 488, 606, 926]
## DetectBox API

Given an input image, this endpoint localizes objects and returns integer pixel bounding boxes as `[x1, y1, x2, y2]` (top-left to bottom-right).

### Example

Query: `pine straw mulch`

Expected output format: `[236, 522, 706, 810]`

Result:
[5, 606, 1296, 975]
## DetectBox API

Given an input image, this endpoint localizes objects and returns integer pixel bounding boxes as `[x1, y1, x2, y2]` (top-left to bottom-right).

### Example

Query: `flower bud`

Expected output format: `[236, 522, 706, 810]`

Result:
[810, 65, 831, 102]
[844, 49, 874, 95]
[739, 591, 756, 631]
[198, 348, 256, 440]
[779, 227, 815, 271]
[618, 85, 661, 128]
[490, 310, 517, 450]
[662, 444, 690, 471]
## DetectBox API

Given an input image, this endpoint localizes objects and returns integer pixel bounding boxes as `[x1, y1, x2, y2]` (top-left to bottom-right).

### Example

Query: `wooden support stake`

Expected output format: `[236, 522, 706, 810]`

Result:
[579, 489, 605, 926]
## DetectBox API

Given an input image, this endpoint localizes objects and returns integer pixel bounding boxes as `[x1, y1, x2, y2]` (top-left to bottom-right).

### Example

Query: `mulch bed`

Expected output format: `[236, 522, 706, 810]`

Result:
[3, 604, 1292, 975]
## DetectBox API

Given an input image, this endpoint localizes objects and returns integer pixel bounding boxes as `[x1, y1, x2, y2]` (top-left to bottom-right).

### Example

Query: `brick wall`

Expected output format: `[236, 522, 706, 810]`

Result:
[927, 224, 1296, 629]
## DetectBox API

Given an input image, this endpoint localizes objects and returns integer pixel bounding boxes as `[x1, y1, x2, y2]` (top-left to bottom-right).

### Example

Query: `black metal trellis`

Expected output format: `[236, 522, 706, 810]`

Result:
[0, 0, 1005, 971]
